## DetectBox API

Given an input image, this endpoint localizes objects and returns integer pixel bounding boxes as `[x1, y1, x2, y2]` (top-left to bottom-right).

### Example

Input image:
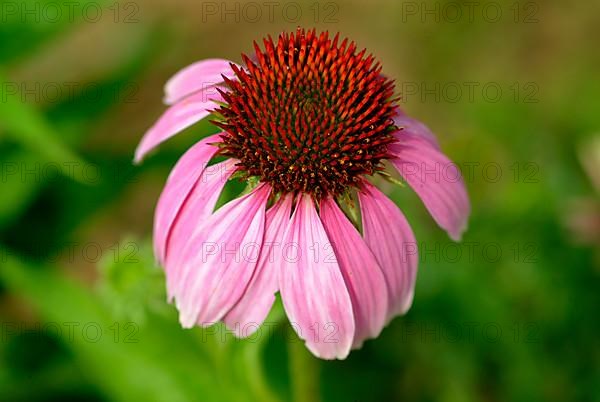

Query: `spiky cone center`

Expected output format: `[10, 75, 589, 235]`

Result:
[214, 28, 398, 198]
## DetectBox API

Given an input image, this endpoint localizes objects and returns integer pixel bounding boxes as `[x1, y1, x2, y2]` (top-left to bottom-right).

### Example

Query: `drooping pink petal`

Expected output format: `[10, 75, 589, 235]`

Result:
[358, 181, 418, 319]
[153, 133, 223, 264]
[224, 194, 293, 337]
[320, 197, 388, 348]
[393, 113, 440, 150]
[173, 185, 271, 328]
[165, 159, 238, 301]
[388, 133, 470, 241]
[278, 194, 355, 360]
[134, 88, 225, 163]
[164, 59, 239, 105]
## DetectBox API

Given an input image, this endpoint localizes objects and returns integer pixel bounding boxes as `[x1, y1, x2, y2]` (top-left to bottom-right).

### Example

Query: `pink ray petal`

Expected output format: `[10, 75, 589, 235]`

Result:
[134, 88, 225, 163]
[393, 113, 440, 150]
[389, 133, 470, 241]
[165, 159, 238, 301]
[173, 184, 271, 328]
[164, 58, 239, 105]
[224, 194, 294, 337]
[278, 194, 355, 360]
[320, 197, 388, 348]
[358, 181, 418, 319]
[153, 133, 223, 264]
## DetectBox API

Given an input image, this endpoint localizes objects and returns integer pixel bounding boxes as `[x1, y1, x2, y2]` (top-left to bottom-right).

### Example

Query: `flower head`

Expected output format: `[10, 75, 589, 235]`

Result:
[136, 28, 470, 359]
[214, 30, 397, 197]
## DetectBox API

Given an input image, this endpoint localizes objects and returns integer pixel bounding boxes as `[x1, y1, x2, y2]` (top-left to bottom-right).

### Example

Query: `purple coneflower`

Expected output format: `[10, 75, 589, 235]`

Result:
[135, 28, 469, 359]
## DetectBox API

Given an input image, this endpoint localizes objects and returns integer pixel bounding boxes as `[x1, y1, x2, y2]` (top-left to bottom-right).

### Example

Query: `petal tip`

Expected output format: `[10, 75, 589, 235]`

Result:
[133, 147, 144, 165]
[134, 141, 153, 164]
[449, 220, 469, 242]
[133, 154, 143, 165]
[179, 313, 196, 329]
[306, 341, 351, 360]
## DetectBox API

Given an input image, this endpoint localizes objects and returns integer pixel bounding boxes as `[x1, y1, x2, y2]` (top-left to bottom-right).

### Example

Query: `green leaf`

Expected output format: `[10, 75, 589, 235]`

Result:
[0, 248, 226, 402]
[96, 237, 168, 325]
[0, 150, 43, 228]
[0, 72, 87, 183]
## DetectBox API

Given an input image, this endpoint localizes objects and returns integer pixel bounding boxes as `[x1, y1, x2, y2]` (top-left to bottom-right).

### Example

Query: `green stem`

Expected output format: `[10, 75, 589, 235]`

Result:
[288, 336, 321, 402]
[244, 343, 280, 402]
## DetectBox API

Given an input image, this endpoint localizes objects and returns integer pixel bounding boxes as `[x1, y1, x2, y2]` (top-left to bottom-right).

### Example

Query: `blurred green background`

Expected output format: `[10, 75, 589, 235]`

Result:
[0, 0, 598, 401]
